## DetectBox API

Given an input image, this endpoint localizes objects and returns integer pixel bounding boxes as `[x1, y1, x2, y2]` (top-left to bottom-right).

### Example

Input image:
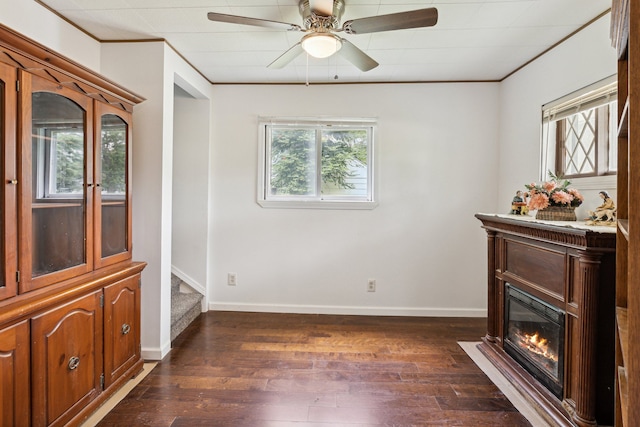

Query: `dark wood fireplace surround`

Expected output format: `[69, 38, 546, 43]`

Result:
[475, 214, 615, 427]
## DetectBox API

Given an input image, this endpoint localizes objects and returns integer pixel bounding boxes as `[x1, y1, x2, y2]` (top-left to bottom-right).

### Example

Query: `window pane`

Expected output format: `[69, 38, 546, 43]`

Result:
[31, 92, 86, 276]
[101, 114, 128, 257]
[562, 110, 595, 175]
[321, 129, 368, 197]
[268, 128, 316, 196]
[51, 129, 84, 194]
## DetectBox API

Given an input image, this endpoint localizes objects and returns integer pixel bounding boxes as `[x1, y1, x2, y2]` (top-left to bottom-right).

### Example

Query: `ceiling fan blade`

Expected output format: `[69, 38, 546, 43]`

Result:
[268, 43, 304, 69]
[207, 12, 302, 31]
[338, 39, 378, 72]
[343, 8, 438, 34]
[309, 0, 334, 16]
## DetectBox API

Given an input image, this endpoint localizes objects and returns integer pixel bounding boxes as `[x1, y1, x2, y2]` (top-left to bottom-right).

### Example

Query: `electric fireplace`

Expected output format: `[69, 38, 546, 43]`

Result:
[504, 283, 564, 399]
[476, 214, 616, 427]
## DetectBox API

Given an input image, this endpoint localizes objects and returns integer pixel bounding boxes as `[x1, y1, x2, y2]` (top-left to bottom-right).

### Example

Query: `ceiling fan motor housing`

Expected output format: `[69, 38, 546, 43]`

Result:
[299, 0, 345, 30]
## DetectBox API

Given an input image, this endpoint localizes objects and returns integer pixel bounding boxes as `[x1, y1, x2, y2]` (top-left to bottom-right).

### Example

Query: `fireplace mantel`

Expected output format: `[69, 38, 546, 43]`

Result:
[476, 213, 615, 427]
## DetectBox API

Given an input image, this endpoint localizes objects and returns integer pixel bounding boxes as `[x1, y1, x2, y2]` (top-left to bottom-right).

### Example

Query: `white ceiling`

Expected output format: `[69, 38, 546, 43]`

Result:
[38, 0, 612, 84]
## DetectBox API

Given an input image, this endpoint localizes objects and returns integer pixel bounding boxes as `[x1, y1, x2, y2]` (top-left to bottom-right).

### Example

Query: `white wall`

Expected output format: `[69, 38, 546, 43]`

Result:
[101, 43, 214, 359]
[498, 14, 617, 219]
[210, 83, 499, 316]
[0, 0, 100, 72]
[172, 87, 210, 295]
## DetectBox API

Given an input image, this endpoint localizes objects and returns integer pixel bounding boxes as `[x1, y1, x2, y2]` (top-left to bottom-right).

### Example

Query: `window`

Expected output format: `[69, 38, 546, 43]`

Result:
[541, 77, 617, 180]
[258, 118, 376, 209]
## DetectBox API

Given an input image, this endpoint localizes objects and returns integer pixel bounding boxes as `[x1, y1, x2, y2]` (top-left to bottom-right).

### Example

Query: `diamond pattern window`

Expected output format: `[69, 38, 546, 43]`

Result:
[542, 78, 617, 179]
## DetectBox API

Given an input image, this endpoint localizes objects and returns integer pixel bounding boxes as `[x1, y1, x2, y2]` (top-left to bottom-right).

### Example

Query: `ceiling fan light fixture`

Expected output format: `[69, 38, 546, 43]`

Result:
[301, 33, 342, 58]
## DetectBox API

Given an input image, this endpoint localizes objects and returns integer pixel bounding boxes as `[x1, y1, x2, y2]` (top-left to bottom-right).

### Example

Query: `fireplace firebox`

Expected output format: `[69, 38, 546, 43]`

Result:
[504, 283, 564, 399]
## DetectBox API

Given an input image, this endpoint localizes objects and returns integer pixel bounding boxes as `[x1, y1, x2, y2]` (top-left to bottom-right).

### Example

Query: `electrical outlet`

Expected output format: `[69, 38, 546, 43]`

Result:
[367, 279, 376, 292]
[228, 273, 237, 286]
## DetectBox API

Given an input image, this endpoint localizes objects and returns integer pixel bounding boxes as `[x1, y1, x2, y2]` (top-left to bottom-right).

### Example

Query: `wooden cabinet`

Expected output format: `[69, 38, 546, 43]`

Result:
[0, 24, 146, 426]
[610, 1, 639, 426]
[0, 321, 30, 426]
[19, 70, 95, 293]
[104, 275, 141, 388]
[31, 292, 103, 427]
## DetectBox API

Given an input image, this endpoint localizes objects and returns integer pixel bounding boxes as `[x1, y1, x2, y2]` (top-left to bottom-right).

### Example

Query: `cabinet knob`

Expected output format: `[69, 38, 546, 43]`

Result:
[7, 179, 17, 185]
[68, 356, 80, 371]
[121, 323, 131, 335]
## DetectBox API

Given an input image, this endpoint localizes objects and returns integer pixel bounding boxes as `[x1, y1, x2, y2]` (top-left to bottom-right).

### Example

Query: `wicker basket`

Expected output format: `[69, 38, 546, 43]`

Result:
[535, 206, 577, 221]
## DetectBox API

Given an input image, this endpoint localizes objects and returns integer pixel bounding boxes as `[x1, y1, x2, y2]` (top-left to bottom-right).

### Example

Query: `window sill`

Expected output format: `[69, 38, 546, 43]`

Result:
[568, 175, 616, 190]
[257, 200, 378, 210]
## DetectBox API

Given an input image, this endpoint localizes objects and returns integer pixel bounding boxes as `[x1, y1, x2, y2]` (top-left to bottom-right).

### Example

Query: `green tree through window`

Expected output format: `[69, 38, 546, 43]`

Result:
[53, 130, 84, 194]
[270, 128, 316, 196]
[268, 126, 370, 199]
[321, 129, 367, 193]
[100, 117, 127, 194]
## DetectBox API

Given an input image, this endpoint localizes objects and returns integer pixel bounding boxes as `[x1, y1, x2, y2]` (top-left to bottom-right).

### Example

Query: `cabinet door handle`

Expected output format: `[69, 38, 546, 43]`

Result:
[68, 356, 80, 371]
[121, 323, 131, 335]
[8, 179, 17, 185]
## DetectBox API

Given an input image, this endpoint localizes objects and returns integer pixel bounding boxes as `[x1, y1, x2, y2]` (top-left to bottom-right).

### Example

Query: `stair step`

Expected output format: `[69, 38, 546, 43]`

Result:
[171, 291, 202, 341]
[170, 273, 203, 341]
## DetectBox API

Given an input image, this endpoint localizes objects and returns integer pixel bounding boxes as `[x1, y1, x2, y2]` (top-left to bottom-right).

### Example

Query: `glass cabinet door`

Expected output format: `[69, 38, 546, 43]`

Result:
[19, 71, 94, 293]
[94, 103, 132, 268]
[0, 63, 16, 301]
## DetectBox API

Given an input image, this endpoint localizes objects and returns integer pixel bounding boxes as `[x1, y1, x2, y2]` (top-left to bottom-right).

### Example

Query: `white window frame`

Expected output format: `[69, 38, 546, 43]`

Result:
[33, 126, 85, 200]
[258, 117, 378, 210]
[540, 75, 617, 190]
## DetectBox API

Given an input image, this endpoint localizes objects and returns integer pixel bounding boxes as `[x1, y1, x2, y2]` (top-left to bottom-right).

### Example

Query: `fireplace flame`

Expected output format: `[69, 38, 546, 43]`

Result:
[519, 331, 558, 363]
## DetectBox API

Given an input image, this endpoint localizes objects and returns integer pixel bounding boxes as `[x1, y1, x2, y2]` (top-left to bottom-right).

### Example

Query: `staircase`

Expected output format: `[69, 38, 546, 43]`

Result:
[171, 274, 203, 341]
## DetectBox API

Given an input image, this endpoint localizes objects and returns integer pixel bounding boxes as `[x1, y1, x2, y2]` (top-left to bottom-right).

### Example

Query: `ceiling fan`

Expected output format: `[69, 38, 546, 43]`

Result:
[207, 0, 438, 72]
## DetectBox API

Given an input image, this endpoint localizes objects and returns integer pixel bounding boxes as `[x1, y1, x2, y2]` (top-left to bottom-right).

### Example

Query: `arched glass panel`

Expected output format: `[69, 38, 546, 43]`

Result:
[31, 91, 86, 276]
[100, 114, 127, 257]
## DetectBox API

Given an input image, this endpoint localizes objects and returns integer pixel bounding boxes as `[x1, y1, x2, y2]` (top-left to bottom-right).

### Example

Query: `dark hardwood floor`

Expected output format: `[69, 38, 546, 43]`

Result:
[97, 312, 532, 426]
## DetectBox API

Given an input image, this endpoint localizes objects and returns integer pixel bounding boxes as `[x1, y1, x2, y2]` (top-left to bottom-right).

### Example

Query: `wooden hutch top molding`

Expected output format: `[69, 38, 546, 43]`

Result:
[475, 213, 616, 251]
[0, 23, 145, 111]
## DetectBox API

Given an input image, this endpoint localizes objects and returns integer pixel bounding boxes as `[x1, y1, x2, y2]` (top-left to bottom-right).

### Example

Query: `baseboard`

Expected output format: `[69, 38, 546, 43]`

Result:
[171, 265, 206, 295]
[142, 340, 171, 361]
[209, 302, 487, 317]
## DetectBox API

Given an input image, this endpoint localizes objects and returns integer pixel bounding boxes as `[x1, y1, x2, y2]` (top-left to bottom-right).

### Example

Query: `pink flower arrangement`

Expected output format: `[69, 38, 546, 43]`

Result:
[525, 172, 583, 210]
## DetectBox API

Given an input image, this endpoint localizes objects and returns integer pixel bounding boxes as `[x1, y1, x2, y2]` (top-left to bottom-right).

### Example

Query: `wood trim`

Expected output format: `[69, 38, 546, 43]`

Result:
[474, 214, 616, 251]
[0, 261, 146, 328]
[0, 62, 17, 301]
